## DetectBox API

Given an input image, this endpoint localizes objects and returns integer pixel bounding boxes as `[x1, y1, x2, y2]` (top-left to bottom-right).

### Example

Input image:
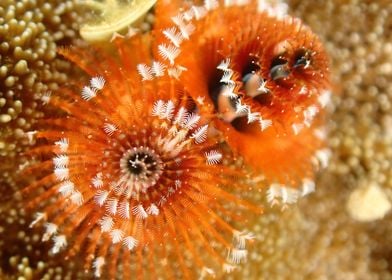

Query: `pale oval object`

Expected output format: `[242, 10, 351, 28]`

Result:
[346, 182, 391, 222]
[80, 0, 157, 42]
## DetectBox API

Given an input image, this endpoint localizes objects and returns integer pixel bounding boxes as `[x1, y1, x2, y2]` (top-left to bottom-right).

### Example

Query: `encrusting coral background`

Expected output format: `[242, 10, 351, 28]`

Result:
[1, 0, 392, 279]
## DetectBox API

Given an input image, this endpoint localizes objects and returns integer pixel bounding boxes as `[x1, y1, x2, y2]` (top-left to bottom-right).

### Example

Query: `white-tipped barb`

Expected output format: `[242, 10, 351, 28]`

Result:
[151, 61, 166, 77]
[267, 184, 299, 205]
[90, 76, 105, 90]
[183, 113, 200, 129]
[99, 216, 114, 232]
[55, 138, 69, 153]
[146, 204, 160, 216]
[158, 44, 180, 65]
[132, 205, 148, 219]
[94, 190, 109, 206]
[137, 64, 153, 81]
[54, 167, 69, 181]
[110, 229, 124, 244]
[70, 190, 84, 206]
[81, 86, 97, 101]
[103, 123, 118, 136]
[301, 179, 316, 196]
[92, 173, 104, 188]
[52, 235, 67, 254]
[30, 212, 46, 228]
[53, 155, 69, 168]
[123, 236, 138, 250]
[42, 223, 58, 241]
[191, 124, 208, 144]
[106, 198, 118, 215]
[93, 257, 105, 278]
[228, 248, 248, 264]
[163, 27, 184, 47]
[259, 118, 272, 131]
[205, 150, 222, 165]
[58, 180, 75, 196]
[118, 201, 130, 219]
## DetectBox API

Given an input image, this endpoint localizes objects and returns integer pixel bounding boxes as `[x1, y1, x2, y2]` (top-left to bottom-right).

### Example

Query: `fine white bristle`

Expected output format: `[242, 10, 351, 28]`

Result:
[52, 235, 67, 254]
[70, 190, 84, 206]
[151, 61, 166, 77]
[183, 112, 200, 129]
[223, 263, 237, 273]
[292, 123, 304, 135]
[163, 100, 175, 120]
[41, 91, 51, 104]
[99, 216, 114, 232]
[221, 83, 238, 98]
[247, 111, 260, 124]
[158, 44, 180, 65]
[42, 223, 58, 241]
[204, 0, 219, 11]
[90, 76, 105, 90]
[81, 86, 97, 101]
[30, 212, 46, 228]
[93, 257, 105, 278]
[110, 229, 124, 244]
[137, 64, 153, 81]
[94, 190, 109, 206]
[318, 90, 331, 108]
[314, 149, 331, 168]
[54, 167, 69, 181]
[152, 100, 166, 118]
[91, 173, 104, 188]
[132, 205, 148, 219]
[191, 5, 207, 19]
[53, 155, 69, 168]
[163, 27, 184, 47]
[191, 124, 209, 144]
[178, 22, 195, 40]
[217, 58, 231, 71]
[55, 138, 69, 153]
[201, 267, 216, 278]
[205, 150, 222, 165]
[259, 118, 272, 131]
[123, 236, 138, 250]
[235, 101, 249, 115]
[167, 65, 187, 79]
[220, 69, 234, 84]
[58, 180, 75, 196]
[146, 204, 160, 216]
[301, 179, 316, 196]
[174, 107, 188, 125]
[118, 201, 130, 219]
[233, 231, 255, 249]
[105, 198, 118, 215]
[228, 248, 248, 264]
[103, 123, 118, 136]
[267, 184, 299, 204]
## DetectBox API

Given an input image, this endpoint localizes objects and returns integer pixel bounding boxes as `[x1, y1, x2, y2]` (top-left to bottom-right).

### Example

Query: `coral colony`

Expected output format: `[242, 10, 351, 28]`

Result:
[22, 0, 330, 278]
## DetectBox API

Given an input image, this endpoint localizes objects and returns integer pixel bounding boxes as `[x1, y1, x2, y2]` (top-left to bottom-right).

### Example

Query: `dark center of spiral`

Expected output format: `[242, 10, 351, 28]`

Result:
[127, 152, 157, 176]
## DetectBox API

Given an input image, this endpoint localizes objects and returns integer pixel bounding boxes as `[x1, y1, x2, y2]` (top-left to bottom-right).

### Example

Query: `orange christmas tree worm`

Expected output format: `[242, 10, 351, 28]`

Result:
[146, 0, 331, 205]
[22, 33, 261, 279]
